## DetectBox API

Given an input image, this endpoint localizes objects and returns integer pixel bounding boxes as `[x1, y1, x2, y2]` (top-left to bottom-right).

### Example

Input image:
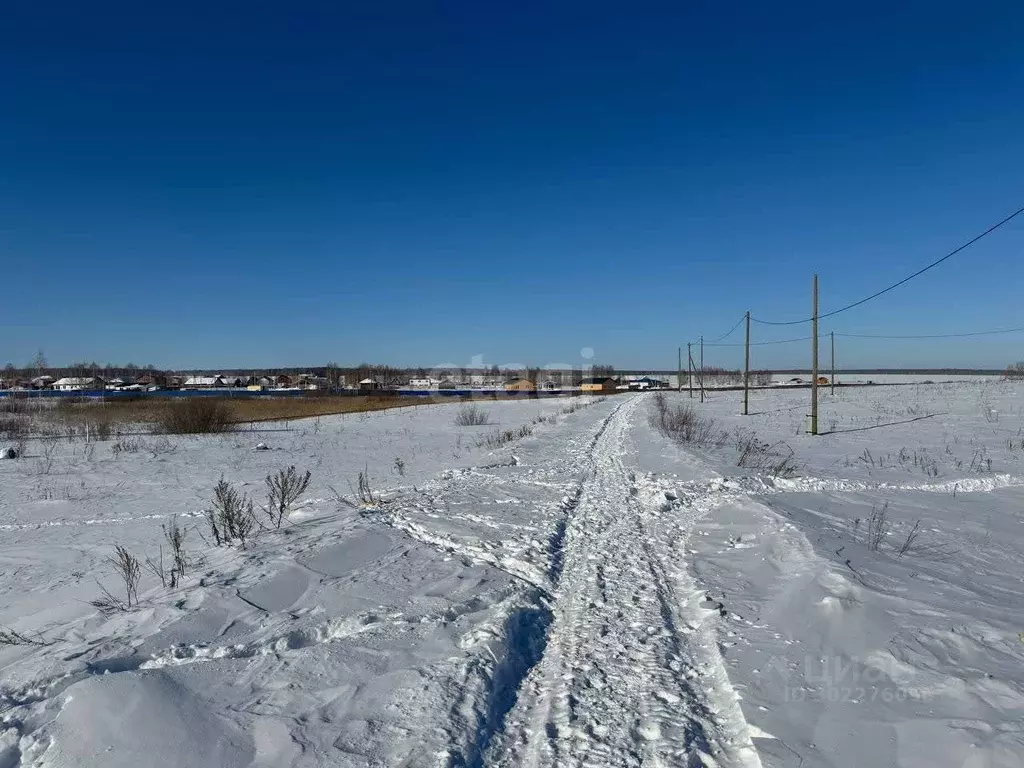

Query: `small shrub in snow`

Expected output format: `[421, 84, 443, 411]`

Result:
[735, 432, 800, 477]
[355, 468, 377, 505]
[393, 456, 406, 476]
[209, 478, 258, 547]
[0, 396, 27, 415]
[652, 391, 667, 413]
[157, 399, 233, 434]
[968, 449, 992, 473]
[34, 436, 60, 475]
[865, 503, 890, 551]
[454, 404, 490, 426]
[94, 544, 142, 612]
[331, 467, 378, 509]
[144, 544, 173, 588]
[896, 520, 923, 558]
[475, 424, 533, 449]
[92, 419, 113, 441]
[166, 515, 193, 576]
[146, 516, 194, 588]
[111, 436, 143, 455]
[0, 415, 28, 440]
[649, 397, 725, 448]
[147, 436, 177, 456]
[0, 625, 51, 647]
[265, 465, 311, 529]
[331, 468, 380, 512]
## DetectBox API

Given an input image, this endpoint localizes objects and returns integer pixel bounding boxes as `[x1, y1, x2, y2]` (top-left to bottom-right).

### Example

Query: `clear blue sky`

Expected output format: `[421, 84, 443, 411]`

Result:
[2, 1, 1023, 370]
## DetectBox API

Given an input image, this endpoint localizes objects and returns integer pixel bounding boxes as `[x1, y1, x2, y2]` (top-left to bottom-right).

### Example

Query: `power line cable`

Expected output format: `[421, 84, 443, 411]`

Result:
[835, 326, 1024, 340]
[705, 334, 825, 347]
[751, 205, 1024, 326]
[705, 315, 747, 344]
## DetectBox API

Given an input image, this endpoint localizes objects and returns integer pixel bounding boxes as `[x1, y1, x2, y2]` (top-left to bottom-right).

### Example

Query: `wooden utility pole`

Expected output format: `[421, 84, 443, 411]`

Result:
[810, 274, 819, 435]
[678, 346, 682, 392]
[699, 335, 704, 404]
[687, 343, 693, 398]
[830, 331, 835, 396]
[743, 311, 751, 416]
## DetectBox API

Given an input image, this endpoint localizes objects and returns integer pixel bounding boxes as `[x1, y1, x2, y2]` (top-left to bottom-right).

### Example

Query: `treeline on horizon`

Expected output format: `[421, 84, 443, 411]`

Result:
[2, 353, 1012, 381]
[1, 356, 619, 383]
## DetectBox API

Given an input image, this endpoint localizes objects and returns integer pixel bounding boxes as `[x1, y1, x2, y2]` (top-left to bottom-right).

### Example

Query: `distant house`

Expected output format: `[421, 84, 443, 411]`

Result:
[106, 378, 145, 391]
[246, 376, 273, 390]
[408, 378, 437, 389]
[53, 377, 103, 392]
[471, 375, 505, 388]
[135, 373, 167, 389]
[359, 378, 380, 391]
[505, 378, 536, 393]
[626, 377, 666, 391]
[31, 375, 55, 390]
[183, 376, 221, 388]
[182, 375, 243, 388]
[297, 373, 328, 390]
[582, 377, 617, 393]
[274, 374, 294, 387]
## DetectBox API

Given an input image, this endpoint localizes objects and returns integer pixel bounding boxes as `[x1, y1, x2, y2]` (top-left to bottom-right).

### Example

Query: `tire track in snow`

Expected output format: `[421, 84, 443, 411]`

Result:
[486, 395, 764, 768]
[372, 399, 626, 597]
[440, 399, 634, 767]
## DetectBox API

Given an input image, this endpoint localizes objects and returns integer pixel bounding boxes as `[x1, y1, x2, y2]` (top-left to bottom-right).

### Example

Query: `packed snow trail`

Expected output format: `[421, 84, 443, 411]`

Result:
[486, 395, 763, 768]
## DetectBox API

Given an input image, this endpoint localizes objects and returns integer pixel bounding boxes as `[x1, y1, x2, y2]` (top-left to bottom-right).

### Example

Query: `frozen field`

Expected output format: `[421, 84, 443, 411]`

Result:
[661, 373, 1001, 389]
[1, 383, 1023, 767]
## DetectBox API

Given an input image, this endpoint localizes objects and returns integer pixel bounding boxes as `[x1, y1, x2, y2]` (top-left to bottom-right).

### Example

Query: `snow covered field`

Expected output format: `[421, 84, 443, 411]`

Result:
[1, 383, 1022, 767]
[661, 373, 1001, 389]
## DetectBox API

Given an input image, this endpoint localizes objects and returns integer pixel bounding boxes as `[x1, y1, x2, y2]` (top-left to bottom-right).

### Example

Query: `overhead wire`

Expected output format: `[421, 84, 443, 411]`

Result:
[705, 325, 1024, 347]
[749, 204, 1024, 326]
[704, 334, 822, 348]
[835, 326, 1024, 340]
[704, 315, 747, 344]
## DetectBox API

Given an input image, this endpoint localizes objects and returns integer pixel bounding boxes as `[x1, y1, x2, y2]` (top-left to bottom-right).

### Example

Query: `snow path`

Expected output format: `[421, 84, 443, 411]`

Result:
[485, 395, 764, 768]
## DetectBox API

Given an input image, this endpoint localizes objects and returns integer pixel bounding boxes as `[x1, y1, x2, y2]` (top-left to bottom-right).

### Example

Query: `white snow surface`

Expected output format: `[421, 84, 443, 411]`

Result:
[1, 383, 1022, 767]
